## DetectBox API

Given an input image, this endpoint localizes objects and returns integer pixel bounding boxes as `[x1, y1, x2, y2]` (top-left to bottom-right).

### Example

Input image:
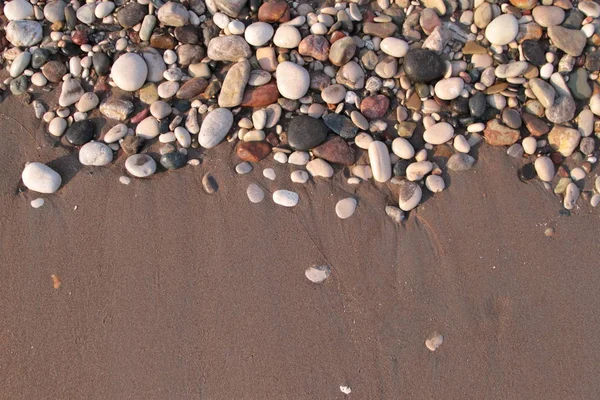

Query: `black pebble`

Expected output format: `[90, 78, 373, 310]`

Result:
[160, 152, 187, 170]
[519, 163, 536, 182]
[65, 120, 96, 146]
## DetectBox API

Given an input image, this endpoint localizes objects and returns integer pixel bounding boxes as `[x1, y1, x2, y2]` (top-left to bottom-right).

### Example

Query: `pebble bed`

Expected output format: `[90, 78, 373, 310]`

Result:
[4, 0, 600, 218]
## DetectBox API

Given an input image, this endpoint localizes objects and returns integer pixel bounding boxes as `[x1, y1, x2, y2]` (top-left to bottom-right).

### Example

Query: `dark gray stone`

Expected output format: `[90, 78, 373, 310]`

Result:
[287, 115, 329, 150]
[469, 92, 486, 118]
[160, 151, 187, 170]
[403, 49, 445, 83]
[322, 114, 358, 140]
[65, 119, 96, 145]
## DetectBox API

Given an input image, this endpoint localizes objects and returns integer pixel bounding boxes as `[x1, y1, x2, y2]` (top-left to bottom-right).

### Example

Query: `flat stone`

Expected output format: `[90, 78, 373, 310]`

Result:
[532, 5, 565, 27]
[312, 136, 355, 166]
[363, 22, 397, 38]
[157, 2, 189, 26]
[336, 198, 357, 219]
[336, 61, 365, 89]
[42, 60, 67, 83]
[495, 61, 528, 78]
[323, 114, 358, 140]
[321, 84, 346, 104]
[103, 124, 128, 143]
[219, 59, 250, 107]
[529, 78, 555, 108]
[298, 35, 330, 61]
[99, 98, 134, 121]
[241, 81, 279, 107]
[125, 154, 156, 178]
[199, 108, 233, 148]
[484, 119, 520, 146]
[424, 122, 454, 145]
[287, 115, 328, 150]
[305, 265, 331, 283]
[142, 48, 167, 83]
[176, 77, 208, 100]
[548, 125, 581, 156]
[273, 190, 299, 207]
[247, 183, 265, 203]
[306, 158, 334, 178]
[360, 95, 389, 119]
[207, 36, 252, 61]
[545, 96, 576, 124]
[22, 162, 62, 194]
[447, 153, 475, 171]
[258, 1, 290, 22]
[329, 37, 356, 66]
[547, 26, 586, 56]
[160, 151, 187, 170]
[215, 0, 247, 17]
[236, 141, 272, 161]
[510, 0, 538, 10]
[567, 68, 591, 100]
[44, 0, 66, 22]
[176, 44, 205, 66]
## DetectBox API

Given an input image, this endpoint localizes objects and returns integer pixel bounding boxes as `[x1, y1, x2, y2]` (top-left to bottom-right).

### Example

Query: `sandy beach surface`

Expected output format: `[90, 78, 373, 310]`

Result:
[2, 94, 600, 399]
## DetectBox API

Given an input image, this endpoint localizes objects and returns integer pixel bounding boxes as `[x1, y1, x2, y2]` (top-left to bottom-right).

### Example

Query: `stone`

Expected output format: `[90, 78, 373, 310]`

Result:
[288, 151, 310, 165]
[360, 95, 389, 119]
[125, 154, 156, 178]
[426, 175, 445, 193]
[306, 159, 334, 178]
[298, 35, 330, 61]
[434, 77, 464, 100]
[236, 141, 271, 162]
[406, 161, 433, 181]
[529, 78, 555, 108]
[502, 109, 522, 129]
[276, 62, 309, 100]
[207, 36, 252, 61]
[287, 115, 328, 150]
[545, 96, 576, 124]
[142, 49, 167, 83]
[176, 78, 208, 100]
[100, 98, 134, 121]
[374, 56, 398, 79]
[485, 14, 518, 45]
[104, 124, 128, 143]
[532, 6, 565, 27]
[160, 152, 187, 170]
[321, 84, 346, 104]
[78, 142, 113, 166]
[336, 198, 357, 219]
[363, 22, 397, 38]
[398, 180, 422, 211]
[495, 61, 529, 78]
[547, 26, 586, 56]
[117, 3, 146, 28]
[534, 156, 554, 181]
[6, 20, 42, 47]
[469, 92, 486, 118]
[76, 3, 95, 24]
[329, 37, 356, 66]
[484, 119, 520, 146]
[65, 119, 95, 145]
[41, 61, 66, 83]
[548, 125, 581, 156]
[392, 138, 415, 160]
[256, 47, 278, 71]
[258, 1, 290, 22]
[95, 2, 115, 18]
[244, 22, 274, 47]
[368, 141, 391, 183]
[323, 114, 358, 140]
[404, 49, 446, 83]
[218, 60, 250, 107]
[44, 0, 66, 22]
[291, 170, 309, 183]
[241, 81, 279, 107]
[424, 122, 454, 145]
[9, 51, 30, 78]
[312, 136, 355, 166]
[136, 116, 160, 139]
[199, 108, 233, 148]
[58, 79, 84, 107]
[215, 0, 246, 17]
[273, 190, 299, 207]
[447, 153, 475, 171]
[158, 2, 189, 26]
[564, 182, 579, 210]
[176, 44, 205, 66]
[273, 25, 301, 48]
[150, 32, 177, 49]
[567, 68, 592, 100]
[247, 183, 264, 203]
[305, 265, 330, 283]
[111, 53, 148, 92]
[200, 173, 218, 194]
[150, 101, 172, 120]
[336, 61, 365, 89]
[22, 162, 61, 194]
[510, 0, 537, 10]
[522, 113, 549, 137]
[48, 117, 67, 137]
[76, 92, 99, 113]
[521, 40, 545, 66]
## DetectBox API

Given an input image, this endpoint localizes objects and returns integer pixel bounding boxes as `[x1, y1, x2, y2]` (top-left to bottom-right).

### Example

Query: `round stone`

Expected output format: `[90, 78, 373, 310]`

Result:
[335, 198, 357, 219]
[392, 137, 415, 159]
[48, 117, 67, 137]
[276, 62, 310, 100]
[287, 115, 328, 150]
[247, 183, 265, 203]
[425, 175, 445, 193]
[273, 25, 301, 48]
[21, 162, 62, 194]
[321, 84, 346, 104]
[423, 122, 454, 144]
[398, 180, 422, 211]
[6, 20, 43, 47]
[160, 151, 187, 170]
[104, 124, 128, 143]
[125, 154, 157, 178]
[306, 159, 334, 178]
[485, 14, 518, 45]
[4, 0, 34, 21]
[273, 190, 299, 207]
[380, 37, 409, 58]
[79, 142, 113, 166]
[76, 92, 99, 112]
[305, 266, 331, 283]
[157, 1, 189, 26]
[244, 22, 274, 46]
[111, 53, 148, 91]
[198, 108, 234, 148]
[65, 119, 95, 145]
[135, 116, 160, 139]
[434, 77, 464, 100]
[291, 170, 309, 183]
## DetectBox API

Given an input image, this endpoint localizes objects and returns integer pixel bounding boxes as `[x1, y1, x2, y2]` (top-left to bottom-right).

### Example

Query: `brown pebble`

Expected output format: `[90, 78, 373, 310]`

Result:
[202, 173, 218, 194]
[236, 141, 272, 162]
[544, 227, 555, 237]
[51, 274, 61, 289]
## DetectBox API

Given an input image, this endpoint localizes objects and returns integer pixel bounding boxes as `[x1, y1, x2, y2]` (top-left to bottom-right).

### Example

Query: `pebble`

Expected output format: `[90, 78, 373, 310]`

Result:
[273, 26, 301, 48]
[306, 159, 334, 178]
[398, 180, 422, 211]
[425, 333, 444, 352]
[22, 162, 62, 194]
[157, 2, 189, 26]
[291, 170, 309, 183]
[111, 53, 148, 91]
[160, 152, 187, 170]
[5, 0, 34, 21]
[10, 51, 31, 78]
[276, 62, 310, 100]
[426, 175, 446, 193]
[434, 78, 464, 100]
[201, 173, 218, 194]
[247, 183, 265, 203]
[244, 22, 274, 46]
[125, 154, 156, 178]
[447, 153, 476, 171]
[76, 92, 99, 113]
[79, 142, 113, 166]
[321, 84, 346, 104]
[65, 119, 95, 145]
[263, 168, 276, 180]
[136, 116, 160, 140]
[548, 125, 581, 156]
[335, 198, 357, 219]
[6, 21, 43, 47]
[305, 266, 331, 283]
[48, 117, 67, 137]
[485, 14, 518, 45]
[199, 108, 234, 148]
[380, 38, 409, 58]
[407, 161, 433, 181]
[368, 141, 392, 183]
[30, 198, 45, 209]
[424, 122, 454, 145]
[59, 78, 84, 107]
[522, 136, 537, 155]
[392, 137, 415, 160]
[219, 59, 251, 107]
[534, 156, 554, 181]
[287, 115, 328, 150]
[104, 124, 128, 143]
[273, 190, 299, 207]
[453, 135, 471, 153]
[564, 182, 579, 210]
[288, 151, 310, 165]
[207, 36, 252, 61]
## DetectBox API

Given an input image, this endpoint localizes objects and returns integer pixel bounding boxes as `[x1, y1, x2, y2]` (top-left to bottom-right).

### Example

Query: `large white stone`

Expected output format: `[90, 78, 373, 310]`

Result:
[244, 22, 274, 46]
[276, 62, 310, 100]
[79, 142, 113, 166]
[6, 20, 42, 47]
[199, 108, 234, 148]
[273, 26, 301, 48]
[111, 53, 148, 91]
[485, 14, 518, 45]
[305, 266, 331, 283]
[335, 198, 357, 219]
[423, 122, 454, 145]
[380, 37, 409, 57]
[406, 161, 433, 181]
[392, 137, 415, 159]
[368, 141, 391, 183]
[434, 78, 464, 100]
[22, 162, 62, 194]
[247, 183, 265, 203]
[135, 116, 160, 139]
[4, 0, 34, 21]
[103, 124, 128, 143]
[534, 156, 554, 182]
[273, 190, 299, 207]
[306, 158, 334, 178]
[398, 181, 422, 211]
[125, 154, 156, 178]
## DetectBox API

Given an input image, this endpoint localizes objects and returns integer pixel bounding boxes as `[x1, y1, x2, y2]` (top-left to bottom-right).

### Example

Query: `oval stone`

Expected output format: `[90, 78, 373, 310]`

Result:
[368, 141, 391, 183]
[423, 122, 454, 145]
[380, 37, 409, 58]
[434, 78, 464, 100]
[199, 108, 234, 148]
[335, 198, 357, 219]
[79, 142, 113, 166]
[125, 154, 157, 178]
[111, 53, 148, 91]
[534, 156, 554, 182]
[273, 190, 299, 207]
[22, 162, 62, 194]
[276, 62, 310, 100]
[485, 14, 518, 45]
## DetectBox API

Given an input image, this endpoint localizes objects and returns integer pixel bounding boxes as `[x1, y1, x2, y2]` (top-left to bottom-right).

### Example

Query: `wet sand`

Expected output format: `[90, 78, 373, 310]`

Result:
[1, 95, 600, 399]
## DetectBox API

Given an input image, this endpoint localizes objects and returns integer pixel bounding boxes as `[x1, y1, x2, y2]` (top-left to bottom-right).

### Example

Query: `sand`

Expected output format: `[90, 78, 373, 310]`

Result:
[2, 94, 600, 399]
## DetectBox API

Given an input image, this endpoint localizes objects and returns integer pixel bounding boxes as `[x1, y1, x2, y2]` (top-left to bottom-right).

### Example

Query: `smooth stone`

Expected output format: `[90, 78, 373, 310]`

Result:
[534, 156, 554, 181]
[380, 37, 409, 58]
[160, 151, 187, 170]
[247, 183, 265, 203]
[508, 144, 524, 159]
[22, 162, 62, 194]
[150, 101, 172, 120]
[103, 124, 128, 143]
[495, 61, 529, 79]
[360, 95, 389, 119]
[44, 0, 66, 22]
[522, 136, 537, 155]
[502, 109, 522, 129]
[252, 109, 267, 130]
[485, 14, 518, 45]
[244, 22, 274, 47]
[567, 68, 591, 100]
[288, 151, 310, 165]
[406, 161, 433, 181]
[434, 77, 464, 100]
[469, 92, 486, 118]
[328, 37, 356, 66]
[522, 40, 545, 66]
[42, 61, 66, 83]
[305, 266, 331, 283]
[321, 84, 346, 104]
[447, 153, 476, 171]
[336, 61, 365, 89]
[273, 190, 299, 207]
[236, 162, 252, 174]
[76, 92, 99, 113]
[425, 175, 445, 193]
[287, 115, 328, 150]
[298, 35, 330, 61]
[368, 141, 391, 183]
[157, 2, 189, 26]
[214, 0, 247, 17]
[312, 136, 355, 166]
[117, 3, 146, 28]
[273, 25, 301, 48]
[9, 51, 31, 78]
[548, 125, 581, 156]
[58, 78, 84, 107]
[176, 77, 208, 100]
[529, 78, 555, 108]
[218, 59, 251, 107]
[135, 116, 160, 140]
[142, 48, 168, 83]
[48, 117, 67, 136]
[79, 142, 113, 166]
[248, 70, 271, 86]
[99, 98, 134, 121]
[545, 96, 576, 124]
[199, 108, 234, 148]
[547, 26, 586, 56]
[112, 53, 148, 91]
[207, 36, 252, 61]
[335, 198, 357, 219]
[276, 62, 309, 100]
[564, 182, 579, 210]
[590, 94, 600, 116]
[201, 173, 218, 194]
[306, 159, 334, 178]
[125, 154, 156, 178]
[532, 6, 565, 27]
[95, 2, 115, 18]
[424, 122, 454, 145]
[392, 137, 415, 160]
[323, 114, 358, 140]
[6, 21, 43, 47]
[291, 170, 309, 183]
[398, 180, 422, 211]
[483, 119, 520, 146]
[263, 168, 276, 180]
[30, 198, 45, 209]
[76, 3, 96, 24]
[65, 119, 95, 145]
[577, 109, 594, 137]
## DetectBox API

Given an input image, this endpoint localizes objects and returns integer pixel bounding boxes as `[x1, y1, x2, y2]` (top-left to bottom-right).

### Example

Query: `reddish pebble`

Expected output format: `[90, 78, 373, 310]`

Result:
[131, 108, 149, 124]
[236, 141, 272, 162]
